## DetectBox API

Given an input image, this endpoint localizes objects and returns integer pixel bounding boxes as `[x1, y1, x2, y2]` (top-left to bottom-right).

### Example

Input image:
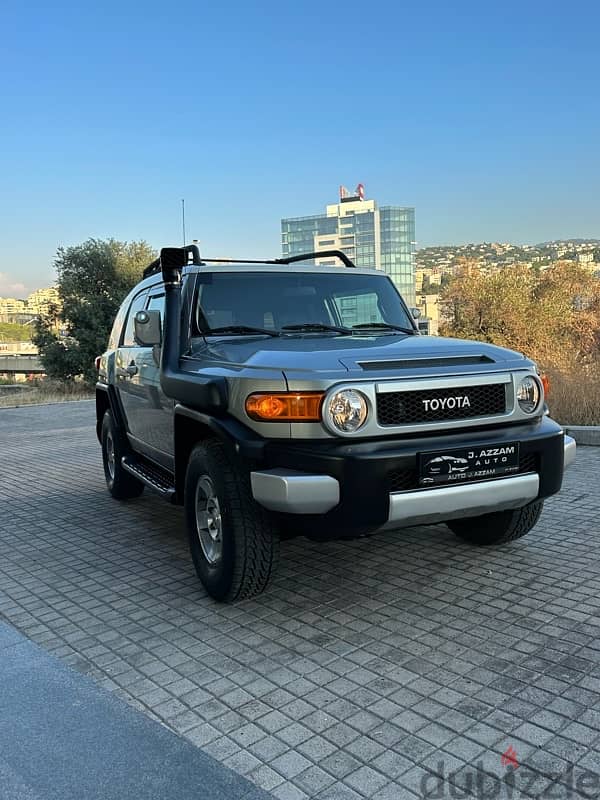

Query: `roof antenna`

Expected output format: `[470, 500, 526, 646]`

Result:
[181, 199, 186, 247]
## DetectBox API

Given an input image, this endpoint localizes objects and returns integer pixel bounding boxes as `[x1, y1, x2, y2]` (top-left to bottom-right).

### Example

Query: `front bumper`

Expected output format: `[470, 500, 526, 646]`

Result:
[250, 420, 575, 531]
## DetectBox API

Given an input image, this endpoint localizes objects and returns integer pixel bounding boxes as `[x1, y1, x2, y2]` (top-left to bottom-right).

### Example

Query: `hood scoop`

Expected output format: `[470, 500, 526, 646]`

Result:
[357, 354, 495, 371]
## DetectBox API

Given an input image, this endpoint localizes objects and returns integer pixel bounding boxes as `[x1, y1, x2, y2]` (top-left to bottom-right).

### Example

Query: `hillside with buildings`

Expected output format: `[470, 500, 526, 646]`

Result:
[0, 287, 60, 324]
[414, 239, 600, 335]
[416, 239, 600, 274]
[0, 287, 60, 377]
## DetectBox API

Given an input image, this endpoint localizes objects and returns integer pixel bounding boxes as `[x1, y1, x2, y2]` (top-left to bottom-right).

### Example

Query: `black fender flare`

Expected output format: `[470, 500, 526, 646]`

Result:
[172, 405, 266, 502]
[95, 383, 128, 443]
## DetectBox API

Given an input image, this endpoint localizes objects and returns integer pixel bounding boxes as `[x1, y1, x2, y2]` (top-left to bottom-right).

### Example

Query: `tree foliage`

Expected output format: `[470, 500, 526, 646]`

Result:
[33, 239, 156, 384]
[439, 260, 600, 369]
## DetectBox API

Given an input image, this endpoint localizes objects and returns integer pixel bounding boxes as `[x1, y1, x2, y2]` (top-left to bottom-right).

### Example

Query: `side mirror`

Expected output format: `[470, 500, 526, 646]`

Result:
[134, 310, 162, 346]
[410, 307, 422, 319]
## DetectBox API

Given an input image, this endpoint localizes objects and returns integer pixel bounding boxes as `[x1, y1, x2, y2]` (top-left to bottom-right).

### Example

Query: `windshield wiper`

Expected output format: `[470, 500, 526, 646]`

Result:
[351, 322, 417, 335]
[204, 325, 280, 337]
[281, 323, 352, 335]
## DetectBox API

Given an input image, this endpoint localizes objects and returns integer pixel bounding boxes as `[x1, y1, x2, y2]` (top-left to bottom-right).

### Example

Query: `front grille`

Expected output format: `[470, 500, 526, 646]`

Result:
[377, 384, 506, 426]
[387, 451, 538, 492]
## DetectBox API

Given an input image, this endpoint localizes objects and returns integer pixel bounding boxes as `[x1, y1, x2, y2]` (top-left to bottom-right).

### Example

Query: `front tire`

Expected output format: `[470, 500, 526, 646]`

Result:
[185, 440, 279, 602]
[447, 500, 544, 545]
[101, 411, 144, 500]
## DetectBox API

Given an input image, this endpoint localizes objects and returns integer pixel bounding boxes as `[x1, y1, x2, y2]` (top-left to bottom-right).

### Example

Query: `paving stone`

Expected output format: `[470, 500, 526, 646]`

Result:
[249, 735, 290, 762]
[345, 735, 387, 762]
[222, 748, 263, 775]
[297, 735, 338, 762]
[294, 764, 337, 795]
[316, 784, 363, 800]
[2, 403, 600, 800]
[270, 751, 313, 779]
[271, 780, 310, 800]
[513, 721, 556, 747]
[248, 764, 286, 791]
[344, 765, 389, 795]
[371, 749, 413, 779]
[319, 751, 364, 780]
[277, 722, 314, 747]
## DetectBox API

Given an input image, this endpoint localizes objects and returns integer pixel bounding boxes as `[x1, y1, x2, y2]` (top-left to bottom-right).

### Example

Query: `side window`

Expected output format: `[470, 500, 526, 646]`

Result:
[121, 290, 148, 346]
[146, 293, 165, 319]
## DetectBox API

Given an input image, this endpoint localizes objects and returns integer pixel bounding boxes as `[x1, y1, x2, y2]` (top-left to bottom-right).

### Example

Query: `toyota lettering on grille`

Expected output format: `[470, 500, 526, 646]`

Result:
[421, 395, 471, 412]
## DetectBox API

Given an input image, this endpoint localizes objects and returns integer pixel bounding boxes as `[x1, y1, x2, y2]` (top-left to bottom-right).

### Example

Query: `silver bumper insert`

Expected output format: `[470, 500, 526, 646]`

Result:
[251, 469, 340, 514]
[384, 472, 540, 529]
[564, 434, 576, 469]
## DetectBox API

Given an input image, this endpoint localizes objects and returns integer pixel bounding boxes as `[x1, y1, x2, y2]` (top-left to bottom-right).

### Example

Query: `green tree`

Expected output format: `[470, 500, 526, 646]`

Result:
[33, 239, 155, 384]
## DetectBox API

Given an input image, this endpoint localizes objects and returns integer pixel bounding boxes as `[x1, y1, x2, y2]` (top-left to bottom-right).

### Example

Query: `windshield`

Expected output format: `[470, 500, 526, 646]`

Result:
[195, 271, 414, 334]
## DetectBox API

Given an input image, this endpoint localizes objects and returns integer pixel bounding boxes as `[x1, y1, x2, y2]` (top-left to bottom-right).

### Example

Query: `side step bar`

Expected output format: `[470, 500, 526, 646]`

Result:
[121, 457, 176, 501]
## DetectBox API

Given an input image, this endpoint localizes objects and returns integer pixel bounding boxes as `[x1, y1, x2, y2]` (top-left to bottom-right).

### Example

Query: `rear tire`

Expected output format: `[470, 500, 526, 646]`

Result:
[447, 500, 544, 545]
[185, 440, 279, 602]
[101, 411, 144, 500]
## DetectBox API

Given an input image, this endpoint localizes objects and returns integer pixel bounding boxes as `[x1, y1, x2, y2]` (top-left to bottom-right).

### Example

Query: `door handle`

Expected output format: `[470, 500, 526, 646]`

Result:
[117, 363, 138, 378]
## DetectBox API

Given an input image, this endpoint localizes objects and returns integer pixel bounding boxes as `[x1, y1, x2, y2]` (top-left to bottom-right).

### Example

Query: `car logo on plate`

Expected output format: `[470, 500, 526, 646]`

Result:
[424, 455, 470, 476]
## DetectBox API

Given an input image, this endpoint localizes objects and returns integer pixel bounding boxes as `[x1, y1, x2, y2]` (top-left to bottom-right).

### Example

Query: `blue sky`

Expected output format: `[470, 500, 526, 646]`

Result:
[1, 0, 598, 294]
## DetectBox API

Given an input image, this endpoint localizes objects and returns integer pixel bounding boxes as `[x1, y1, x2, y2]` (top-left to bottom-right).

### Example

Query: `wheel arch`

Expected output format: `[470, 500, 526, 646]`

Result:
[95, 384, 128, 443]
[173, 406, 266, 504]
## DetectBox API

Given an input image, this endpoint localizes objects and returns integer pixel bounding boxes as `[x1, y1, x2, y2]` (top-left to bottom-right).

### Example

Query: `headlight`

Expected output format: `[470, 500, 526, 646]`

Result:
[324, 389, 368, 433]
[517, 376, 541, 414]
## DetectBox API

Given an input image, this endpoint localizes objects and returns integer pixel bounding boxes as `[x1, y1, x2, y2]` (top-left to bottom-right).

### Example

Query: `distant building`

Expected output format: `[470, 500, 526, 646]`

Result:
[0, 297, 27, 315]
[281, 185, 416, 304]
[577, 252, 595, 269]
[416, 293, 441, 336]
[26, 287, 60, 316]
[0, 287, 61, 325]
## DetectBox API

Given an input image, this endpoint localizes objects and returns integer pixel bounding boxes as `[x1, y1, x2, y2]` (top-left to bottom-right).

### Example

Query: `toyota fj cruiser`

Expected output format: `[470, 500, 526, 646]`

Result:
[96, 245, 576, 602]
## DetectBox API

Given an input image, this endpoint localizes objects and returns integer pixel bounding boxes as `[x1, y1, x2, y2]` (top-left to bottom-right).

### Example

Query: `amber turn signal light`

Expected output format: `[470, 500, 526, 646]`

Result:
[245, 392, 324, 422]
[540, 373, 550, 399]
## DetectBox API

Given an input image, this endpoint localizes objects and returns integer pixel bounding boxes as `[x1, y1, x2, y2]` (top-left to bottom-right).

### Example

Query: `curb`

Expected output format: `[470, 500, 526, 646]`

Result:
[0, 398, 94, 410]
[564, 426, 600, 447]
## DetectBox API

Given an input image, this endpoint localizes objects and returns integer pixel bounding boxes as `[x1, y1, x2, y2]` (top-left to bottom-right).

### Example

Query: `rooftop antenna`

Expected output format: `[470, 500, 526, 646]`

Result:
[181, 199, 186, 246]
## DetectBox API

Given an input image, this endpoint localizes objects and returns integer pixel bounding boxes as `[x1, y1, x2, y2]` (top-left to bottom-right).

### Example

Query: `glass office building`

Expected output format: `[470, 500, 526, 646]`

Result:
[281, 192, 416, 305]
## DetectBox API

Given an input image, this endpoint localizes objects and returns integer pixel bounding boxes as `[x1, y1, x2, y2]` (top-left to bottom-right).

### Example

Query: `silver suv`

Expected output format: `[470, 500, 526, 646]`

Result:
[96, 246, 575, 602]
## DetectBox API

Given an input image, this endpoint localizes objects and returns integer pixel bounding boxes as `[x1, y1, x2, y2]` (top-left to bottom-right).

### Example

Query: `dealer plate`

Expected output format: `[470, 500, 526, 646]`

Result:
[418, 442, 520, 487]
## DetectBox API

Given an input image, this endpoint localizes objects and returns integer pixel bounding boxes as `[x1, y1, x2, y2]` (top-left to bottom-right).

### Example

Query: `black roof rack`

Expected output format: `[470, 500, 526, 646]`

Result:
[142, 247, 356, 279]
[277, 250, 356, 269]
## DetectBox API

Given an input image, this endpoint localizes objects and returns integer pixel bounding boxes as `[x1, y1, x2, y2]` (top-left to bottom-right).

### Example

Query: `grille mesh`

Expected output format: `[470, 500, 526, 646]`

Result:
[377, 384, 506, 426]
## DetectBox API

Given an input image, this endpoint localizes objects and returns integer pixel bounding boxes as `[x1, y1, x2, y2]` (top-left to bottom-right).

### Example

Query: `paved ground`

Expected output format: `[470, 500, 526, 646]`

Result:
[1, 401, 600, 800]
[0, 621, 269, 800]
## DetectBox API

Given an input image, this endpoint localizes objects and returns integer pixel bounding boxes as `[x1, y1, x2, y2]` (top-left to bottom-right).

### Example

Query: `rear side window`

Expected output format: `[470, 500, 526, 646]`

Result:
[121, 290, 148, 346]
